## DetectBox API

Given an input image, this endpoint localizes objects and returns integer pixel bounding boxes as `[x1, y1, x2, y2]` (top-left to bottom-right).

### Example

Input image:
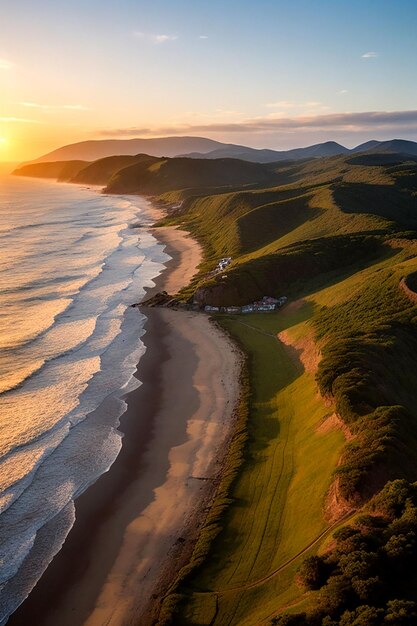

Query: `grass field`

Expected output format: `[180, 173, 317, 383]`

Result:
[174, 302, 346, 625]
[169, 241, 417, 625]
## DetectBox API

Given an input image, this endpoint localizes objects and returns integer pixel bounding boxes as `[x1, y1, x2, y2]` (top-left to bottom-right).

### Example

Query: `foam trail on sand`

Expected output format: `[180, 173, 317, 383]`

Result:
[0, 176, 169, 622]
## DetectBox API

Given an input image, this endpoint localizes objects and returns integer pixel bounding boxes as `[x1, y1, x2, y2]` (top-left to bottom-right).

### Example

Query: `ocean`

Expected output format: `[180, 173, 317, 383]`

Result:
[0, 175, 168, 623]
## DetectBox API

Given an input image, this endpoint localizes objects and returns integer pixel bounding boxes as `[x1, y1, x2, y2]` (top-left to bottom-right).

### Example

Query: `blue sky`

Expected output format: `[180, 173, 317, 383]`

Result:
[1, 0, 417, 159]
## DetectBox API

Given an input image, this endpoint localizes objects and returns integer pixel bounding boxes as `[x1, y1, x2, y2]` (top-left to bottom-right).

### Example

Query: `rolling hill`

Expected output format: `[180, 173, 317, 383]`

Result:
[102, 156, 276, 194]
[28, 136, 417, 167]
[12, 142, 417, 624]
[12, 160, 89, 181]
[352, 138, 417, 156]
[70, 154, 159, 185]
[181, 140, 349, 162]
[144, 150, 417, 625]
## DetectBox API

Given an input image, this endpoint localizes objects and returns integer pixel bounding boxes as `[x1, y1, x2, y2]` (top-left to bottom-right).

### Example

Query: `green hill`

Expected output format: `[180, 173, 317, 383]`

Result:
[159, 152, 417, 305]
[150, 151, 417, 625]
[70, 154, 159, 185]
[103, 156, 276, 194]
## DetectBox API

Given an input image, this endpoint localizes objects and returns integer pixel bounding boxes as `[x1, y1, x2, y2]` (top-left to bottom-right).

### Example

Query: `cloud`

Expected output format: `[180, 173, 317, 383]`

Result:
[265, 101, 330, 116]
[199, 35, 208, 39]
[266, 100, 323, 109]
[0, 116, 45, 124]
[19, 102, 91, 111]
[266, 100, 298, 109]
[339, 90, 348, 95]
[97, 110, 417, 138]
[362, 51, 378, 59]
[133, 31, 178, 44]
[62, 104, 91, 110]
[0, 58, 13, 70]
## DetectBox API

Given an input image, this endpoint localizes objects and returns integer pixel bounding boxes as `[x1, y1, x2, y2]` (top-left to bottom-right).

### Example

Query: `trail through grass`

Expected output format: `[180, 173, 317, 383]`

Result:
[178, 306, 345, 625]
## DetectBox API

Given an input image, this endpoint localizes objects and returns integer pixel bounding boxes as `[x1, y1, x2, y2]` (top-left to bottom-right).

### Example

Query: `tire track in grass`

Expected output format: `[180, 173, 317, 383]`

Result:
[195, 509, 353, 599]
[194, 319, 354, 624]
[236, 319, 297, 582]
[223, 323, 283, 587]
[224, 322, 291, 587]
[205, 319, 303, 625]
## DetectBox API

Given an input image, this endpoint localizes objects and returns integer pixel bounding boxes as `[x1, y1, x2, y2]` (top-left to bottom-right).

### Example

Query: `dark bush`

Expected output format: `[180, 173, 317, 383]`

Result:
[297, 556, 329, 590]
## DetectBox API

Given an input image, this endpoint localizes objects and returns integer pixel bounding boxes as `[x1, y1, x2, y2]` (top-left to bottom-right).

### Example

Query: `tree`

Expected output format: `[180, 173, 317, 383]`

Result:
[297, 556, 328, 590]
[339, 605, 384, 625]
[384, 599, 417, 624]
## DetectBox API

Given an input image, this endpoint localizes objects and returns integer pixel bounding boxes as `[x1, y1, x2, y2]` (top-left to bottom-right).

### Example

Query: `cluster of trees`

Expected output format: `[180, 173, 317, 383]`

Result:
[273, 480, 417, 625]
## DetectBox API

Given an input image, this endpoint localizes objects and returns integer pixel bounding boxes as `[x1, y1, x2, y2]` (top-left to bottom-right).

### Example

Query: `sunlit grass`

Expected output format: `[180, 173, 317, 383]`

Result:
[178, 309, 345, 625]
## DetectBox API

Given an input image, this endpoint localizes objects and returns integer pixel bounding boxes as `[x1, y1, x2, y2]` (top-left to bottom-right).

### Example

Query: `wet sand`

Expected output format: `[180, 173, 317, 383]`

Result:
[9, 220, 241, 626]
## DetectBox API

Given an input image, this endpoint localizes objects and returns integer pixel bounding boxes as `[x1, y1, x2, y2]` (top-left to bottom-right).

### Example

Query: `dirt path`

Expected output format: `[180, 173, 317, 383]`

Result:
[191, 319, 354, 610]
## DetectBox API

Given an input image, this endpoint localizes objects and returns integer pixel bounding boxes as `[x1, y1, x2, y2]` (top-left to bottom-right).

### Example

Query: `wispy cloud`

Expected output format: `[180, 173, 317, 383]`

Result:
[0, 116, 45, 124]
[19, 102, 91, 111]
[199, 35, 208, 39]
[265, 101, 329, 115]
[266, 100, 323, 109]
[97, 110, 417, 138]
[62, 104, 91, 110]
[133, 31, 178, 44]
[339, 89, 348, 95]
[362, 51, 378, 59]
[0, 58, 14, 70]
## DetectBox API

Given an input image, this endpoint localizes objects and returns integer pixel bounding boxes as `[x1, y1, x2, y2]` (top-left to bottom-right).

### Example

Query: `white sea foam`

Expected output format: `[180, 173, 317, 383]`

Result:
[0, 176, 169, 622]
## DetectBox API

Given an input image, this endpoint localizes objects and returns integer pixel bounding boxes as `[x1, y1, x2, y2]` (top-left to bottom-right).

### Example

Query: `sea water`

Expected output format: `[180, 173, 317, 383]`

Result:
[0, 175, 169, 622]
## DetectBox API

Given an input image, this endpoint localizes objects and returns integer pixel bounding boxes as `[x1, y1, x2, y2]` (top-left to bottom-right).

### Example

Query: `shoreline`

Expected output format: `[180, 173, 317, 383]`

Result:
[8, 207, 242, 625]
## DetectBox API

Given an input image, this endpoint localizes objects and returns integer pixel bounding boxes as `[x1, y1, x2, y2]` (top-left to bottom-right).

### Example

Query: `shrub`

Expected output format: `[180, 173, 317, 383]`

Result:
[297, 556, 329, 590]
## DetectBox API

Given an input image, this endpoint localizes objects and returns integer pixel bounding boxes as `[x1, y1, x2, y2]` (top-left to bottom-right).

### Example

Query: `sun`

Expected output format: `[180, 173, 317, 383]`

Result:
[0, 137, 12, 162]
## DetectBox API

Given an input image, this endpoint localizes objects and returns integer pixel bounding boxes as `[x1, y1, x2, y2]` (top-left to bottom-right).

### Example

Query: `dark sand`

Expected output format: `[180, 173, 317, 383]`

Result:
[8, 224, 241, 626]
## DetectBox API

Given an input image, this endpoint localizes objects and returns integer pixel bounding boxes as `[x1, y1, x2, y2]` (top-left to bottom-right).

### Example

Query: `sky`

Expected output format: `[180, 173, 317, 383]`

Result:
[1, 0, 417, 161]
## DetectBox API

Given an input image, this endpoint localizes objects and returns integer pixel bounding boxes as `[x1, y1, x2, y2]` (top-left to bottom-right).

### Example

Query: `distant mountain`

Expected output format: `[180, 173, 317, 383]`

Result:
[32, 137, 228, 163]
[351, 140, 381, 153]
[358, 139, 417, 156]
[180, 141, 349, 163]
[284, 141, 349, 159]
[12, 160, 89, 181]
[181, 146, 288, 163]
[15, 139, 417, 192]
[29, 136, 417, 168]
[182, 139, 417, 162]
[31, 138, 352, 167]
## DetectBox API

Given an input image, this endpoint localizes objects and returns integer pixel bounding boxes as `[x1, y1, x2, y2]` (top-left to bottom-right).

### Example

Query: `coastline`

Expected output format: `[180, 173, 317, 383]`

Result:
[8, 209, 242, 625]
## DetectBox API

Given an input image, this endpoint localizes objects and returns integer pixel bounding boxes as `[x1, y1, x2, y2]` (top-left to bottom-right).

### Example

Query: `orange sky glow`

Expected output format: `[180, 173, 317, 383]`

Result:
[2, 1, 417, 163]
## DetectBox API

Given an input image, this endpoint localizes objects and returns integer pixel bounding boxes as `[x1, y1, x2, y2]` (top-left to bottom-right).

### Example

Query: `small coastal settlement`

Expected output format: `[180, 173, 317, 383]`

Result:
[204, 294, 287, 314]
[203, 257, 287, 314]
[140, 256, 287, 314]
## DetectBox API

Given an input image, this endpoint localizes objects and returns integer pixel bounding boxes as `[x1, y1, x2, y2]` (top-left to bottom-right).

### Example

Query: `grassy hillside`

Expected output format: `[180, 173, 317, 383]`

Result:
[152, 152, 417, 625]
[158, 152, 417, 305]
[12, 160, 88, 181]
[103, 156, 276, 195]
[71, 154, 158, 185]
[161, 251, 417, 626]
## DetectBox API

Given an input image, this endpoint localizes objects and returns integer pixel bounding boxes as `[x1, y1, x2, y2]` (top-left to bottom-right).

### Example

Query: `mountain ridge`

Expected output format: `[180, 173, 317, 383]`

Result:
[30, 136, 417, 165]
[31, 136, 226, 164]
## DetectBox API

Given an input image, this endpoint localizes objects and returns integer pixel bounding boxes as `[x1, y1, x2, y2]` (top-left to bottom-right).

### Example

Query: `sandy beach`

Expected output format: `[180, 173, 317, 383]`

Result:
[8, 216, 241, 626]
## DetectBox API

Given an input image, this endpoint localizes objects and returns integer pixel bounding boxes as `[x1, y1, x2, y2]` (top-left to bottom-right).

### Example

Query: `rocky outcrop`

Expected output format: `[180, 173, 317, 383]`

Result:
[134, 291, 185, 309]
